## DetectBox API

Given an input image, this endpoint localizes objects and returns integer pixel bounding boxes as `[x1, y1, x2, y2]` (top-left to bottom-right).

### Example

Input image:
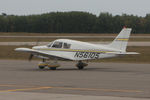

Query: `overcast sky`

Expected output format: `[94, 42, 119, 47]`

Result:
[0, 0, 150, 16]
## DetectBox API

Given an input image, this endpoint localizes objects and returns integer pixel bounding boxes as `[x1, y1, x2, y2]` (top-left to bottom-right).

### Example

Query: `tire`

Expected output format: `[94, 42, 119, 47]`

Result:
[39, 66, 45, 69]
[49, 67, 57, 70]
[77, 65, 84, 70]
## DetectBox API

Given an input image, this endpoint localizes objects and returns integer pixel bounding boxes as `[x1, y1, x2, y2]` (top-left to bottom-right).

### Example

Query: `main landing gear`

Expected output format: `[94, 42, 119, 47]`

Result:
[38, 59, 60, 70]
[38, 59, 88, 70]
[76, 61, 88, 70]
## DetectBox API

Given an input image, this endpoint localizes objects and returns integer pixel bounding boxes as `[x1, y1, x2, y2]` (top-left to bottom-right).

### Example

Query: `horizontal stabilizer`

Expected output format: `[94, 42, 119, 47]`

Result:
[106, 52, 140, 55]
[121, 52, 140, 55]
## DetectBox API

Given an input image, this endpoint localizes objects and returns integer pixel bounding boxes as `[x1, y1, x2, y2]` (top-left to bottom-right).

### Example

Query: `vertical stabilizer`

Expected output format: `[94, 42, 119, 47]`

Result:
[108, 28, 132, 52]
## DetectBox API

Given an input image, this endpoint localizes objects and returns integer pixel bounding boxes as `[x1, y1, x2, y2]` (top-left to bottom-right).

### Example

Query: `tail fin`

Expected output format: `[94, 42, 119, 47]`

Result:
[108, 28, 132, 52]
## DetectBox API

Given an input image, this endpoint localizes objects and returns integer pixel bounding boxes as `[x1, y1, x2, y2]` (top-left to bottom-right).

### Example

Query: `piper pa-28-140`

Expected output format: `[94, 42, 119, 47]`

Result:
[15, 28, 139, 70]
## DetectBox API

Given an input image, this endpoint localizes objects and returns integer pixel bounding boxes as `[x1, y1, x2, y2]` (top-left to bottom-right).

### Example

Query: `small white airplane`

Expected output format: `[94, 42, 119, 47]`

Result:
[15, 27, 139, 70]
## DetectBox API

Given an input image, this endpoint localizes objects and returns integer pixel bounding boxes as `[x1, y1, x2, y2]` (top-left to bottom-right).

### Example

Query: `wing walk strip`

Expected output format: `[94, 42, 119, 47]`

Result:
[0, 85, 142, 93]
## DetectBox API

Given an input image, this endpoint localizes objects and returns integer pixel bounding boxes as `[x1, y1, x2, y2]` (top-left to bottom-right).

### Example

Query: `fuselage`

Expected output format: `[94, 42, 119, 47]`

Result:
[32, 39, 120, 61]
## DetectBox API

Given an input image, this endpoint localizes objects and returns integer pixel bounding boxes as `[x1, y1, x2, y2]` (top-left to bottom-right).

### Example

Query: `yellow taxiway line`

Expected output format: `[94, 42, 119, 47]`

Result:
[53, 87, 142, 93]
[0, 84, 143, 93]
[0, 87, 52, 92]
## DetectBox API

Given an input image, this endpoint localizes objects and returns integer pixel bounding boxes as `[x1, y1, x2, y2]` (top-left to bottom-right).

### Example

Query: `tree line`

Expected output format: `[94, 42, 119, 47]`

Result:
[0, 11, 150, 33]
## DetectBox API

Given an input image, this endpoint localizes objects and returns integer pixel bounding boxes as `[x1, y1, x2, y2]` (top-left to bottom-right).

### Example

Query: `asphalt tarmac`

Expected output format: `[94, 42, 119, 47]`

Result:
[0, 60, 150, 100]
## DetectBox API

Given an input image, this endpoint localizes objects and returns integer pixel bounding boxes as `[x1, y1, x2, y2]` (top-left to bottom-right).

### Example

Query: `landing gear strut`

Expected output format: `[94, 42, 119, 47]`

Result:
[76, 61, 88, 70]
[38, 59, 47, 69]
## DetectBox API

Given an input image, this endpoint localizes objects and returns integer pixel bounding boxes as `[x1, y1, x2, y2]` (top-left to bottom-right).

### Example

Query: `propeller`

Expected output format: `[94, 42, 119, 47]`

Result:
[28, 39, 39, 61]
[36, 39, 40, 46]
[29, 39, 41, 61]
[28, 54, 34, 61]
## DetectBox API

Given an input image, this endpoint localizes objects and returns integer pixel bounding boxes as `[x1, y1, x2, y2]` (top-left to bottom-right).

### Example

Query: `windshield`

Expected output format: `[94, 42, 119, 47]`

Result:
[52, 42, 63, 48]
[47, 42, 52, 47]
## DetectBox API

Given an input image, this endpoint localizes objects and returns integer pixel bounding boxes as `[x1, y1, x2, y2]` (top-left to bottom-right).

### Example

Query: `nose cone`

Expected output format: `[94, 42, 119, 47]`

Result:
[32, 46, 46, 50]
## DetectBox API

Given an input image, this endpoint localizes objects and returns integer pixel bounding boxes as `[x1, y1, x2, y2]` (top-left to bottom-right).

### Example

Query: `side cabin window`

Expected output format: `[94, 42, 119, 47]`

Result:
[52, 42, 63, 48]
[63, 43, 71, 49]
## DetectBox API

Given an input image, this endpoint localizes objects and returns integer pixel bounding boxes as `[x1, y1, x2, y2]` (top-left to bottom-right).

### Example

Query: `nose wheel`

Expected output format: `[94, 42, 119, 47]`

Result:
[38, 66, 45, 69]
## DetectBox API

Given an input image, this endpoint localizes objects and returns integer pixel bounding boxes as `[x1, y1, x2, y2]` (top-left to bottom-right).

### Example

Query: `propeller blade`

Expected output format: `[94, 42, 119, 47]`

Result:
[36, 39, 40, 46]
[28, 54, 33, 61]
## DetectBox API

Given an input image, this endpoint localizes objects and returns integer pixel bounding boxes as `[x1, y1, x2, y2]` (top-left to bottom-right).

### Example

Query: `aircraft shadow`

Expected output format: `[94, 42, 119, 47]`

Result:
[15, 65, 138, 73]
[16, 67, 117, 72]
[17, 67, 139, 74]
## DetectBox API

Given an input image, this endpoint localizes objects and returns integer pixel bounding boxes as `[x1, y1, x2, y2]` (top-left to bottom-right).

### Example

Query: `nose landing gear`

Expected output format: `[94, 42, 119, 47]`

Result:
[38, 59, 60, 70]
[38, 61, 48, 69]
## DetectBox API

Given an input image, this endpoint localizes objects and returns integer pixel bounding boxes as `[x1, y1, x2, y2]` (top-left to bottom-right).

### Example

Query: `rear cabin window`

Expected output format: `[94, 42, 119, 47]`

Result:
[52, 42, 63, 48]
[63, 43, 71, 49]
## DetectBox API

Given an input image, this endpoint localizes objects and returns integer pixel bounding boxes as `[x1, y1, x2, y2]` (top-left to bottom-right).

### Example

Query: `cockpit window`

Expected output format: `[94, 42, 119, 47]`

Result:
[52, 42, 63, 48]
[63, 43, 71, 49]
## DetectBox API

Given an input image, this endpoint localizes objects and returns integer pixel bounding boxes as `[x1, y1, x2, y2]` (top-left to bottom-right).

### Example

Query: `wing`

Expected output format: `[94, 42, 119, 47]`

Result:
[15, 48, 74, 61]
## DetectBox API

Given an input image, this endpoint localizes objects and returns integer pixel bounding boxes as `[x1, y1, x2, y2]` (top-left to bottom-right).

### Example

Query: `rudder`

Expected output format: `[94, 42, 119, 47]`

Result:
[108, 28, 132, 52]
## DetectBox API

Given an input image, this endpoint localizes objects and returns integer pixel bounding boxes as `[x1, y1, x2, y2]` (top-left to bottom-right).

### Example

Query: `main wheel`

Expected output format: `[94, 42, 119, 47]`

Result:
[39, 66, 45, 69]
[76, 61, 88, 70]
[49, 67, 57, 70]
[77, 65, 84, 70]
